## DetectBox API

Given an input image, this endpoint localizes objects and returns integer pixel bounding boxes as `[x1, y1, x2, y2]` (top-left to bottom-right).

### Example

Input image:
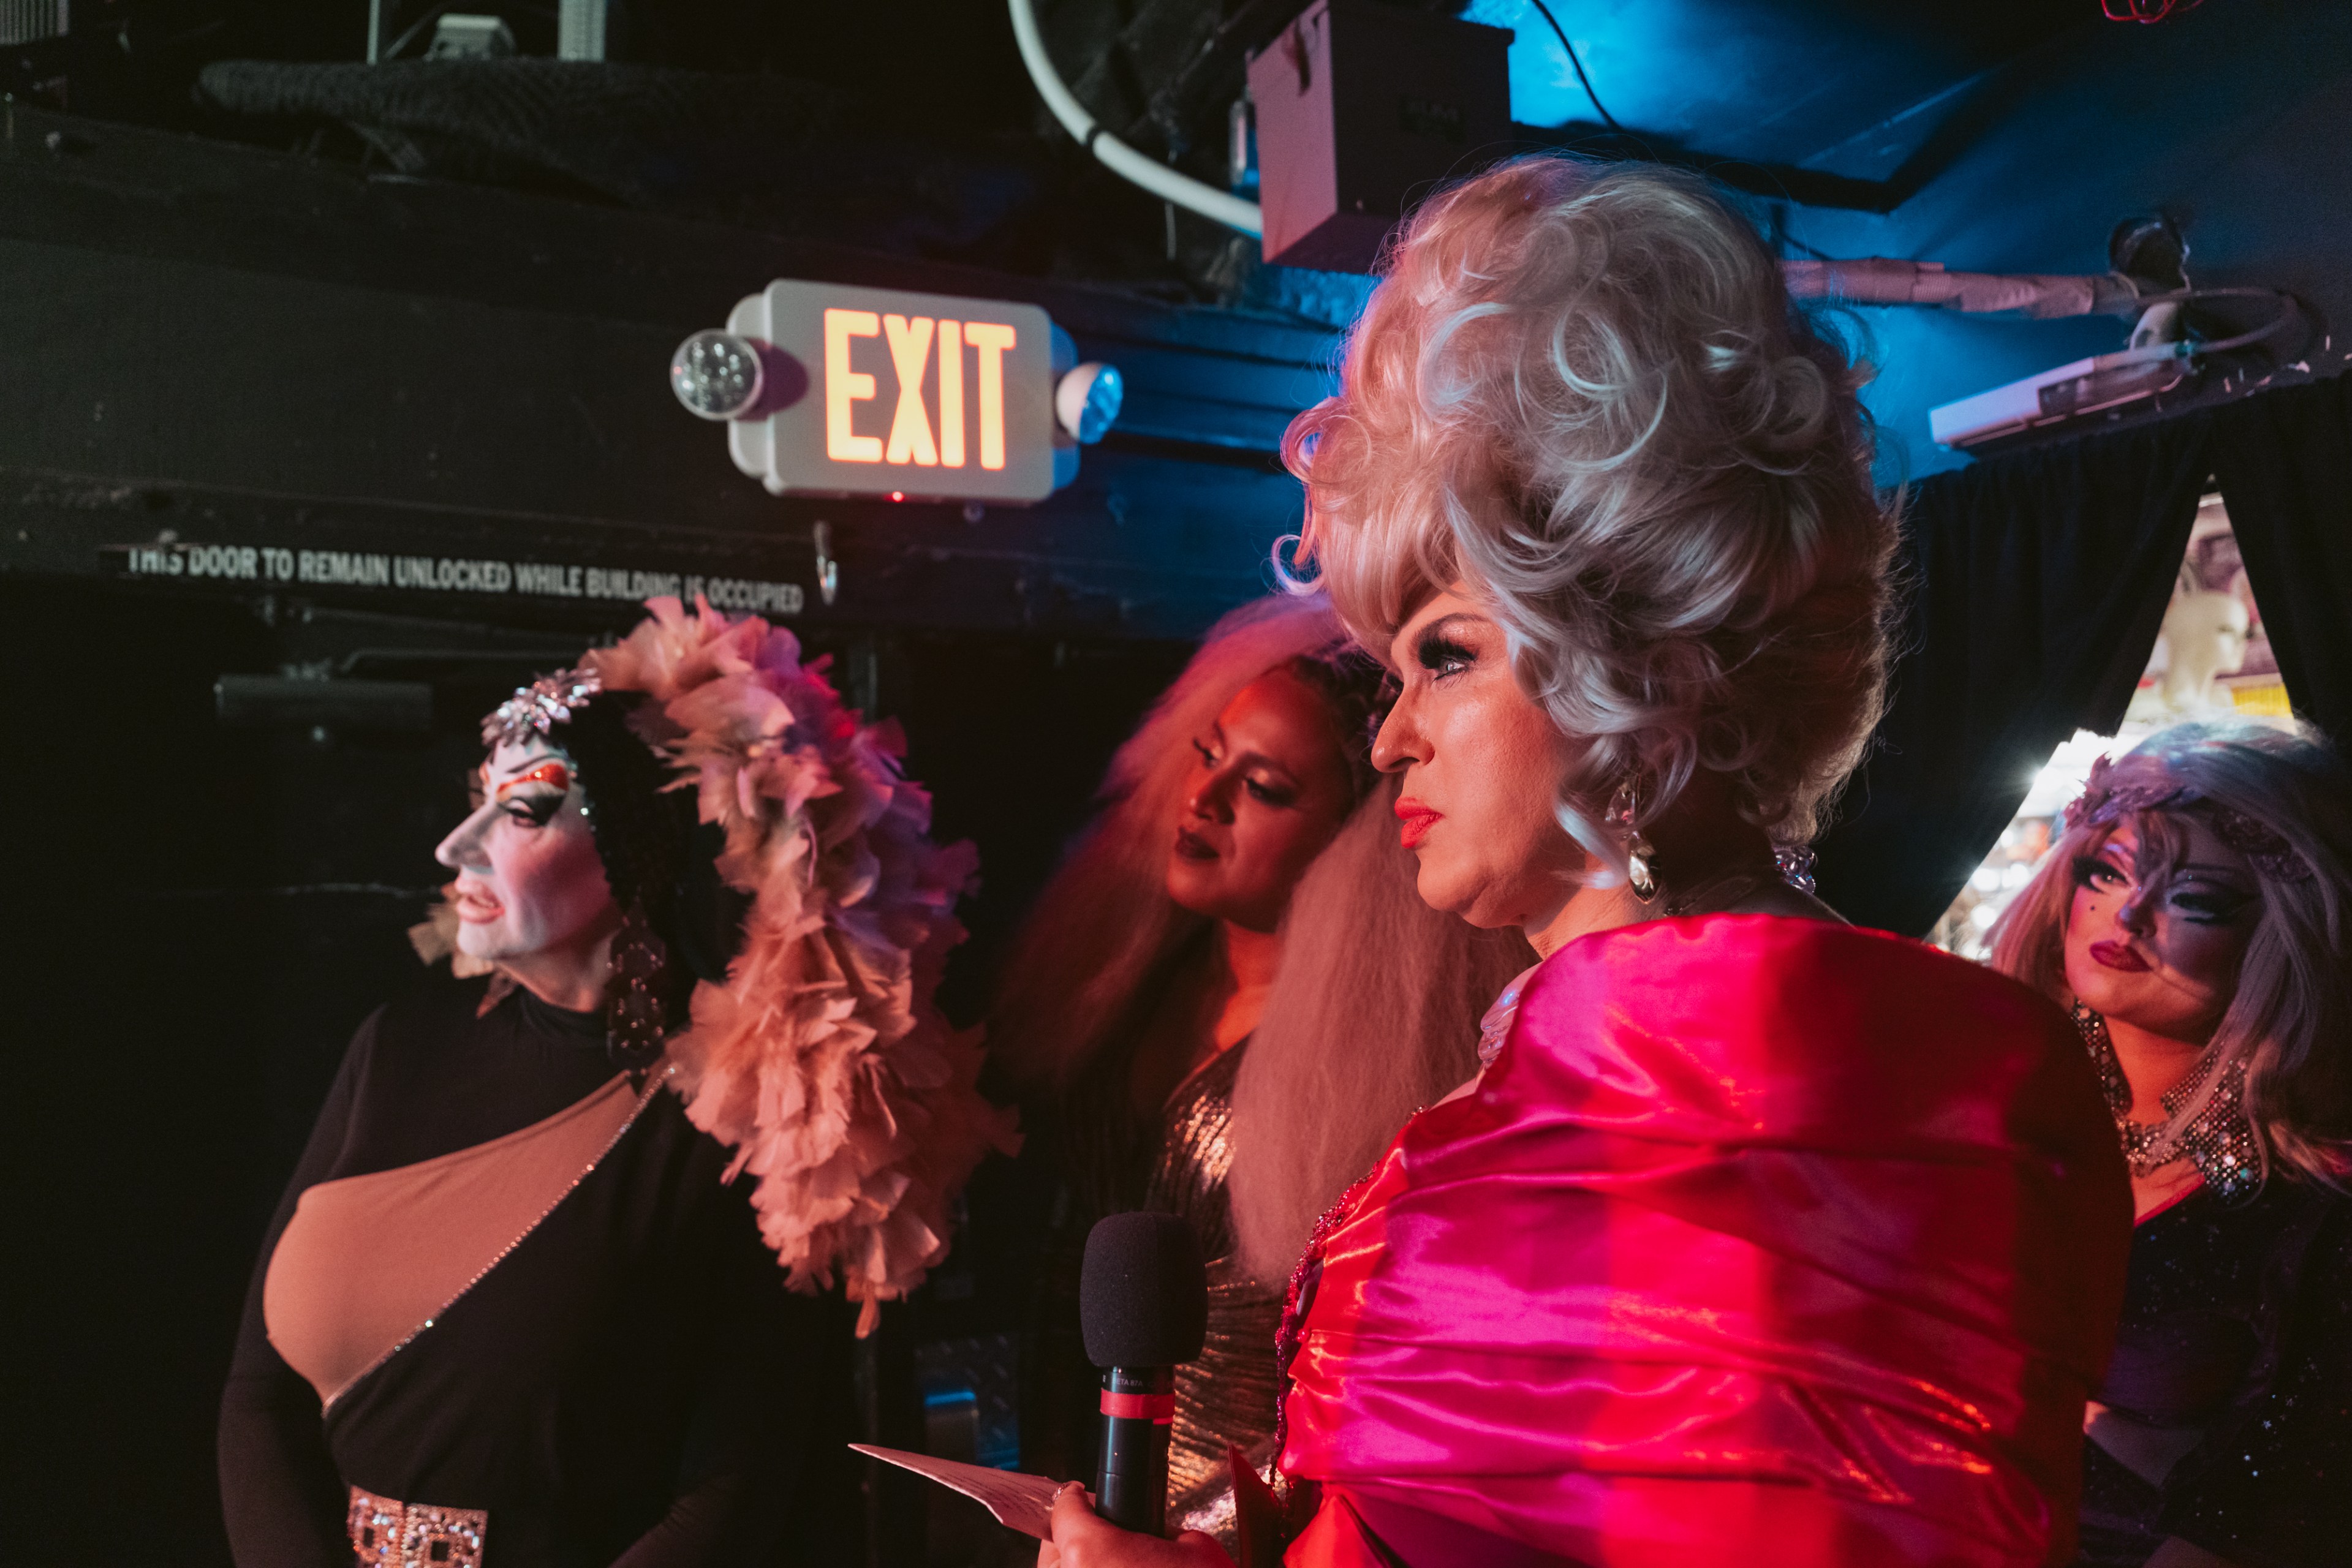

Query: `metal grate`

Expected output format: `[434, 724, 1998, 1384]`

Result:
[0, 0, 67, 48]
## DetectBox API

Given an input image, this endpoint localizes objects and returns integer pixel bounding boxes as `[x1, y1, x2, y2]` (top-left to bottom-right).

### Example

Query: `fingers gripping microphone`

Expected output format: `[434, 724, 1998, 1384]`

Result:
[1080, 1212, 1208, 1536]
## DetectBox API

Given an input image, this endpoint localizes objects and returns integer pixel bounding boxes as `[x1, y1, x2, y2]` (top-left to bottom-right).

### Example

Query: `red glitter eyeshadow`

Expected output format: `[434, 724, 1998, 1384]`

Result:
[494, 760, 573, 801]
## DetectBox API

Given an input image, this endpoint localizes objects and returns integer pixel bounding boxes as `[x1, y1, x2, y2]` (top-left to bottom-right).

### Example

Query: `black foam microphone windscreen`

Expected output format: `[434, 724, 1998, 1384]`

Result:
[1080, 1212, 1208, 1536]
[1081, 1212, 1209, 1370]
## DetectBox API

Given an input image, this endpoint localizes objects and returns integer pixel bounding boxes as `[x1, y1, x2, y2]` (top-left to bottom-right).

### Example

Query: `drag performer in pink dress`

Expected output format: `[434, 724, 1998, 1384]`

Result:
[221, 600, 1011, 1567]
[1040, 157, 2130, 1568]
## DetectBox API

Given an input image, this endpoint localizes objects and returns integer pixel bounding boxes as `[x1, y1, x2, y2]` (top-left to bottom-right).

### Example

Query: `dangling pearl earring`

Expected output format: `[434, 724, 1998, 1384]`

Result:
[1607, 779, 1659, 903]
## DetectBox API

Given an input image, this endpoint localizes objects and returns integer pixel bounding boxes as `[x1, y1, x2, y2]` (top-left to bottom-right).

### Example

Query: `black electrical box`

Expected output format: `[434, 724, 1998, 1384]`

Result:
[1247, 0, 1513, 272]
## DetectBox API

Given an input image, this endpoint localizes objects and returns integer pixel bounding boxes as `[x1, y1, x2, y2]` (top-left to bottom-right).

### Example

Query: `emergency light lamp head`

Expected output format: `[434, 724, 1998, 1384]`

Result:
[1056, 363, 1123, 445]
[670, 331, 764, 421]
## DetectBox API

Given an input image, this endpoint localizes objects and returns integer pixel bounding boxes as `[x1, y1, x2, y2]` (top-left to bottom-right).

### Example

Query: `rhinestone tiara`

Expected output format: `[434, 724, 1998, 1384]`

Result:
[482, 668, 602, 748]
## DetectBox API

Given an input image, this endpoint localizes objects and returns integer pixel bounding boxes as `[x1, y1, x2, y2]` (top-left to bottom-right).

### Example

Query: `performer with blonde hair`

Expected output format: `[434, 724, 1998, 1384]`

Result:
[1989, 718, 2352, 1566]
[1042, 157, 2130, 1568]
[994, 595, 1529, 1544]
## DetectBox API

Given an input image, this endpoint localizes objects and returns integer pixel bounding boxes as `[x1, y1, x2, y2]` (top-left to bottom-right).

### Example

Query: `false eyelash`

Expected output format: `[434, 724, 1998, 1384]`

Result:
[2174, 892, 2253, 924]
[2071, 855, 2126, 889]
[1417, 635, 1475, 673]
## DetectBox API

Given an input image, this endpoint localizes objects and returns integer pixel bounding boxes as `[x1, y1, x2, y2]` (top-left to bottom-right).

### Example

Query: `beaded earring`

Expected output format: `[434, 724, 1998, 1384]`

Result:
[1606, 779, 1659, 902]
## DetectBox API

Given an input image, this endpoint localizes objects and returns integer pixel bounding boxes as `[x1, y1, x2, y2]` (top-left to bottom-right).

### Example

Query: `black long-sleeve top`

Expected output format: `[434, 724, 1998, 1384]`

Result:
[219, 970, 855, 1567]
[2079, 1176, 2352, 1566]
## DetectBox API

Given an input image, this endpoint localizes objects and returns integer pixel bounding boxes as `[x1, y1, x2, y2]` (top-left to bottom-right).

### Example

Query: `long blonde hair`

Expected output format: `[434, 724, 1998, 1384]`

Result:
[1988, 719, 2352, 1186]
[1230, 775, 1531, 1280]
[991, 594, 1530, 1276]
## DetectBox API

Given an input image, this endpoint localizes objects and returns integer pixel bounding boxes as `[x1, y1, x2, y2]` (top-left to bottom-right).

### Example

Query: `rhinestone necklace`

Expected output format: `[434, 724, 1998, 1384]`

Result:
[2073, 1005, 2260, 1201]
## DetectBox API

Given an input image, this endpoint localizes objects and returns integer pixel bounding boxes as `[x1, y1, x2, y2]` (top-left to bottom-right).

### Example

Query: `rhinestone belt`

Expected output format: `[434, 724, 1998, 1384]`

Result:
[347, 1487, 487, 1568]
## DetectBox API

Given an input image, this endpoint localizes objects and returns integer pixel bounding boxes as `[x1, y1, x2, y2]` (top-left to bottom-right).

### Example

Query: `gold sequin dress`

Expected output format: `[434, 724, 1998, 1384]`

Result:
[1142, 1039, 1284, 1548]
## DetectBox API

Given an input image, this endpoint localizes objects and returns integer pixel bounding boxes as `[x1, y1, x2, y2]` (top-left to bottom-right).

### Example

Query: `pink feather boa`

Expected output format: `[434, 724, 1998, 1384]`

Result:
[588, 597, 1018, 1335]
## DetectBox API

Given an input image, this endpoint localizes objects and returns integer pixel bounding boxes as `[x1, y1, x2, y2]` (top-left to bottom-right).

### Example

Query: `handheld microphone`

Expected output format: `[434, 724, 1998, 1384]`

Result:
[1080, 1212, 1208, 1537]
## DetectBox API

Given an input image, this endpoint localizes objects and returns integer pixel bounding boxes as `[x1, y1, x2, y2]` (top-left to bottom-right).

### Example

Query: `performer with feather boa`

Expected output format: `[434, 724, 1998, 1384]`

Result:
[220, 597, 1013, 1568]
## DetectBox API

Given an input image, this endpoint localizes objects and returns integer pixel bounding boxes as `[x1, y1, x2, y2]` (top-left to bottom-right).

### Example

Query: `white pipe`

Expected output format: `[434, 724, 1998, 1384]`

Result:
[1007, 0, 1265, 238]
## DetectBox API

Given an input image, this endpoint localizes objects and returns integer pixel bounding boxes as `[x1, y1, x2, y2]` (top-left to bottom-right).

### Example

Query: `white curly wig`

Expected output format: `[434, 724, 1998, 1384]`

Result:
[1284, 156, 1897, 876]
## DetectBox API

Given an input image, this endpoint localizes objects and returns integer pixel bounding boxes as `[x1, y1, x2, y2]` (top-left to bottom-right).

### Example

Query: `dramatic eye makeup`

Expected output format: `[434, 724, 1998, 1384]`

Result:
[2071, 855, 2128, 893]
[1242, 769, 1299, 807]
[1192, 730, 1301, 807]
[494, 760, 573, 826]
[2070, 853, 2256, 926]
[1411, 616, 1486, 682]
[1415, 628, 1477, 679]
[2167, 874, 2257, 926]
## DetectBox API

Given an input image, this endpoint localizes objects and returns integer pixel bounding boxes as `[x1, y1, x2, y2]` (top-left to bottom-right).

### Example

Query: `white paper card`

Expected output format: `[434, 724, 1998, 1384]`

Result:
[849, 1444, 1079, 1539]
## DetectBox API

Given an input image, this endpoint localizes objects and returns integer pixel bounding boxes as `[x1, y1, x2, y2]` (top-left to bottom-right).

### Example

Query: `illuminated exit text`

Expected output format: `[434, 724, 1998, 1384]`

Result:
[823, 309, 1019, 471]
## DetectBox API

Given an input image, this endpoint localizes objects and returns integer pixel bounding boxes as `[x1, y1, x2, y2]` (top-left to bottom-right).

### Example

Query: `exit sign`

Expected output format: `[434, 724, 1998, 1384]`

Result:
[722, 280, 1063, 503]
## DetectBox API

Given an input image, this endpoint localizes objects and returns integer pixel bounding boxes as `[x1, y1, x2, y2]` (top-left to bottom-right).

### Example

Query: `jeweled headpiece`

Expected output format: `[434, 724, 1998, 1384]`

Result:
[2063, 753, 2312, 882]
[482, 668, 603, 748]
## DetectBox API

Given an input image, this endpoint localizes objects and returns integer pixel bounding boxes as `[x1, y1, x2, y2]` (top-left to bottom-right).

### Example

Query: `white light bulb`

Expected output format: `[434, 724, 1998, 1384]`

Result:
[1055, 362, 1124, 444]
[670, 330, 765, 421]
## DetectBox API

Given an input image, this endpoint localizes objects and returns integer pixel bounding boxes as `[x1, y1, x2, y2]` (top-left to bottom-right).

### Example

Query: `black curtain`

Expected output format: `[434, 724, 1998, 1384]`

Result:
[1814, 423, 2214, 937]
[2209, 376, 2352, 748]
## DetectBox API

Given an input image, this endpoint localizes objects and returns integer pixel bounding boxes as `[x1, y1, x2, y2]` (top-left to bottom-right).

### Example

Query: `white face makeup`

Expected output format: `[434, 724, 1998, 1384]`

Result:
[434, 738, 619, 967]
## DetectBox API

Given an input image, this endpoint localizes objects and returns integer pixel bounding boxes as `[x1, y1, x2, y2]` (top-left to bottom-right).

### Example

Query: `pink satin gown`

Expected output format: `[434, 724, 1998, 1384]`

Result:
[1276, 914, 2131, 1568]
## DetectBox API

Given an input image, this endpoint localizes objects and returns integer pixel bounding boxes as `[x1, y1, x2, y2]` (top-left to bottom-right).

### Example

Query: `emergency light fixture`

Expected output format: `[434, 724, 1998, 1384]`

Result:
[670, 279, 1121, 504]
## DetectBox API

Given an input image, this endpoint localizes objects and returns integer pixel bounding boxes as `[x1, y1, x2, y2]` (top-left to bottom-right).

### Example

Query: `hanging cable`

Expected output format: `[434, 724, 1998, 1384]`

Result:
[1007, 0, 1263, 238]
[1524, 0, 1622, 132]
[2160, 287, 2301, 355]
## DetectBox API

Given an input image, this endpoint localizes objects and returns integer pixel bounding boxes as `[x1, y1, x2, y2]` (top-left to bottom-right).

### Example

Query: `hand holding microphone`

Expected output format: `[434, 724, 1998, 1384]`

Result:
[864, 1211, 1216, 1566]
[1080, 1212, 1209, 1538]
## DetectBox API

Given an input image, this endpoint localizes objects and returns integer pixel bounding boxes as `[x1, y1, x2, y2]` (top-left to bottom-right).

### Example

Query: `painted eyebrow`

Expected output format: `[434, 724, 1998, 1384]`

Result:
[1230, 750, 1299, 777]
[494, 760, 573, 799]
[2102, 848, 2258, 889]
[1414, 611, 1486, 642]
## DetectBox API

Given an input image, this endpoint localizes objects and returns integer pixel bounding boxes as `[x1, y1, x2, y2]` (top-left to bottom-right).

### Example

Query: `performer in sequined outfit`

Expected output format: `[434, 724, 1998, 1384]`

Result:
[1990, 720, 2352, 1566]
[220, 601, 1009, 1567]
[993, 596, 1529, 1547]
[1040, 157, 2133, 1568]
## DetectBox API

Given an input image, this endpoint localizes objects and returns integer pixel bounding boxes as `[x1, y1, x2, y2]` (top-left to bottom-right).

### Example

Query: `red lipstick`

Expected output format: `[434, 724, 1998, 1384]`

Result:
[2089, 940, 2150, 973]
[1395, 796, 1441, 850]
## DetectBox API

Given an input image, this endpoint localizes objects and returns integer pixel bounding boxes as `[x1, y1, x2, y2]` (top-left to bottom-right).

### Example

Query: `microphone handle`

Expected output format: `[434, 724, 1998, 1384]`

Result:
[1094, 1364, 1174, 1536]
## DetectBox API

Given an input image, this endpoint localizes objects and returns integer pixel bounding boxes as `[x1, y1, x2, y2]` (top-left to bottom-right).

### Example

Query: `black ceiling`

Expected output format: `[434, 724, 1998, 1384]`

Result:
[9, 0, 2141, 287]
